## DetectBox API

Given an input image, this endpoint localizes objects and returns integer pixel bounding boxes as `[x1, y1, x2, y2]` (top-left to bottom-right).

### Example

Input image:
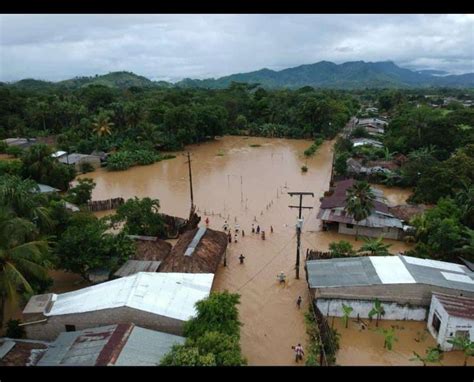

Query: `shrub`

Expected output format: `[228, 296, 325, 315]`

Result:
[5, 145, 23, 158]
[6, 319, 26, 339]
[0, 141, 8, 153]
[80, 162, 95, 173]
[329, 240, 356, 257]
[301, 165, 308, 173]
[0, 159, 22, 176]
[107, 151, 134, 171]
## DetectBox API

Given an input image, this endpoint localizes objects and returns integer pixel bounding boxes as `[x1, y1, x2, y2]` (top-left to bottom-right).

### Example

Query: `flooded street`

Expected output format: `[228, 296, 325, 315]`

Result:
[74, 136, 465, 365]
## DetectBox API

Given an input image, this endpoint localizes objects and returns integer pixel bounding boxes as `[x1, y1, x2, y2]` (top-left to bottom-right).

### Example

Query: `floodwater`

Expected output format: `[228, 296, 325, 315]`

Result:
[67, 135, 464, 366]
[332, 317, 473, 366]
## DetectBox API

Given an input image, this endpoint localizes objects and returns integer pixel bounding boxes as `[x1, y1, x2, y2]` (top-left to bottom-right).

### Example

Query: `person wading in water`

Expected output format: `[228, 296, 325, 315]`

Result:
[239, 254, 245, 264]
[292, 343, 305, 363]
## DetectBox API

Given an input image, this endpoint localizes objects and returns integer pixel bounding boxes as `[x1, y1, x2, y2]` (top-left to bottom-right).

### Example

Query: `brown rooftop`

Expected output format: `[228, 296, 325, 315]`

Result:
[129, 236, 172, 261]
[159, 227, 227, 274]
[433, 293, 474, 319]
[0, 340, 48, 366]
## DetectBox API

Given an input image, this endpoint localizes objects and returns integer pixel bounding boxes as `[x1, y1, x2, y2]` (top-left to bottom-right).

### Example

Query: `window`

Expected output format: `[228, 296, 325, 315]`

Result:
[346, 223, 354, 229]
[65, 325, 76, 332]
[431, 313, 441, 334]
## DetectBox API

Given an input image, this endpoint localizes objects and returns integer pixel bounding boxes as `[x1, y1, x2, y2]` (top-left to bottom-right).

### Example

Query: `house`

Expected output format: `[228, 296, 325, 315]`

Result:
[158, 227, 228, 274]
[21, 272, 214, 340]
[114, 235, 172, 278]
[427, 293, 474, 351]
[389, 204, 428, 224]
[318, 179, 404, 240]
[36, 323, 184, 366]
[0, 339, 48, 366]
[306, 255, 474, 321]
[3, 138, 37, 150]
[351, 138, 384, 149]
[57, 153, 101, 171]
[33, 183, 60, 194]
[355, 118, 388, 135]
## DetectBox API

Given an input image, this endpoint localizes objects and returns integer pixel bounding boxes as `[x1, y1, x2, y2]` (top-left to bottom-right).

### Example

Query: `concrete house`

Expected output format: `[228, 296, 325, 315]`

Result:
[427, 293, 474, 351]
[21, 272, 214, 341]
[318, 179, 404, 240]
[306, 255, 474, 322]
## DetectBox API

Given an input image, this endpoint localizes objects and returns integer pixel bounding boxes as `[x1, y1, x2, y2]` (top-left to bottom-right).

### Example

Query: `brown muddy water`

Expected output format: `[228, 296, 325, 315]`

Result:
[56, 136, 460, 366]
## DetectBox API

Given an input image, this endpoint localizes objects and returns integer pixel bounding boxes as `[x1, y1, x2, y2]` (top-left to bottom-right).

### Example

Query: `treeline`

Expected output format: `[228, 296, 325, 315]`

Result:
[0, 82, 358, 154]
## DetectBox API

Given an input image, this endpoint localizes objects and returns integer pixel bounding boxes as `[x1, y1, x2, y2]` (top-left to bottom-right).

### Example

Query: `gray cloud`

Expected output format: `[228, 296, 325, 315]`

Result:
[0, 14, 473, 82]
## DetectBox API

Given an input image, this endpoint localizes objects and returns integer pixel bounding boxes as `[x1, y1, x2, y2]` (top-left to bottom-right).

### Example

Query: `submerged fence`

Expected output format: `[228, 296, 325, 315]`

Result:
[86, 197, 124, 212]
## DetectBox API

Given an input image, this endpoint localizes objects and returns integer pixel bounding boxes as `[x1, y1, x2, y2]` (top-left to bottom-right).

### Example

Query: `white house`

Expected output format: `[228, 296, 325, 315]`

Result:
[427, 293, 474, 351]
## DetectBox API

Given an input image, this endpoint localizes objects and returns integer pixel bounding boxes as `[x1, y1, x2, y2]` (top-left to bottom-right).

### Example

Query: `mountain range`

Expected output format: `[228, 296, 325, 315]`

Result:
[6, 61, 474, 90]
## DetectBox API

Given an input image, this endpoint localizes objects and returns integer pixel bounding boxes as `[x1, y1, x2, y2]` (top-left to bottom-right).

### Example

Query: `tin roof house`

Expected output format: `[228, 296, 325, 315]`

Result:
[21, 272, 214, 341]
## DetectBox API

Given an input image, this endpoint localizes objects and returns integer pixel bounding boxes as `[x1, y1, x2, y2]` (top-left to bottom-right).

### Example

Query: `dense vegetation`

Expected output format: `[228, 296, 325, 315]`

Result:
[160, 291, 246, 366]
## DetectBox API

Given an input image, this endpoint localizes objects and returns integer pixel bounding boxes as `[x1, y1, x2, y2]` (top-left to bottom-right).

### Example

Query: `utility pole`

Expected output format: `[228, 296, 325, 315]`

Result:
[240, 176, 243, 203]
[185, 152, 194, 210]
[288, 191, 314, 279]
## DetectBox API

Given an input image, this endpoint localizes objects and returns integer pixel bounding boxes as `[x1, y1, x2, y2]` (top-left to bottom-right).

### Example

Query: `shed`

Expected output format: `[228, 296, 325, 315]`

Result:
[158, 227, 228, 274]
[427, 293, 474, 351]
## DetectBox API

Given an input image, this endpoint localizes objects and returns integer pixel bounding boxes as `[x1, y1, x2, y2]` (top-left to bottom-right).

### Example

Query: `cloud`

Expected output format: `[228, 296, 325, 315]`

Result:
[0, 14, 473, 82]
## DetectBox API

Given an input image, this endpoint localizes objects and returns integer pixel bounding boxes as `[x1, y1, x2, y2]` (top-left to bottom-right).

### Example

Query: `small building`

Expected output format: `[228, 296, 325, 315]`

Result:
[51, 150, 67, 159]
[158, 227, 228, 274]
[3, 138, 37, 150]
[34, 183, 60, 194]
[36, 323, 184, 366]
[389, 204, 428, 224]
[351, 138, 384, 149]
[427, 293, 474, 351]
[306, 255, 474, 321]
[355, 118, 388, 135]
[57, 153, 101, 171]
[318, 179, 404, 240]
[21, 272, 214, 340]
[114, 236, 173, 278]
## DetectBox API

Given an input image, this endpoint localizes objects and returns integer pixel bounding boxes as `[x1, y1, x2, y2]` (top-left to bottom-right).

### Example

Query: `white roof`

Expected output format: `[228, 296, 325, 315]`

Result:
[370, 256, 416, 284]
[51, 151, 67, 158]
[46, 272, 214, 321]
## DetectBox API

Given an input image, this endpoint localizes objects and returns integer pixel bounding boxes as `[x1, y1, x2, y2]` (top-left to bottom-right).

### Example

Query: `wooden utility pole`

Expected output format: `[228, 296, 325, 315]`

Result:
[186, 152, 194, 210]
[288, 191, 314, 279]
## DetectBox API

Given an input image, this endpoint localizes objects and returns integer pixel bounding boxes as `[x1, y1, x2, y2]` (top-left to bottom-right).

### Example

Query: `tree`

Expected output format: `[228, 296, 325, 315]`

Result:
[92, 112, 114, 137]
[447, 335, 474, 366]
[345, 181, 375, 240]
[368, 298, 385, 327]
[110, 197, 165, 237]
[328, 240, 356, 257]
[410, 346, 443, 366]
[376, 327, 398, 350]
[160, 345, 216, 366]
[359, 237, 392, 256]
[341, 303, 353, 329]
[66, 178, 96, 206]
[184, 291, 242, 339]
[0, 208, 50, 326]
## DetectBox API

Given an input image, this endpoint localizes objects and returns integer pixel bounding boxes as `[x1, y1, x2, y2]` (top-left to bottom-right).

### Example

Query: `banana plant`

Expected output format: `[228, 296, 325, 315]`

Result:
[341, 303, 353, 329]
[368, 298, 385, 327]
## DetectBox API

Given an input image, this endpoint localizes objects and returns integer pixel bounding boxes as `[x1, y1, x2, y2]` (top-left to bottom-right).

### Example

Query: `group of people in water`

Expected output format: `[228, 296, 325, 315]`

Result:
[219, 219, 274, 244]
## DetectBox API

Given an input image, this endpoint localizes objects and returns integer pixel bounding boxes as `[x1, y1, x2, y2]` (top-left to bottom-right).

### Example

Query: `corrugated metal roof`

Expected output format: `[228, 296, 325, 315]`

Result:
[114, 260, 162, 278]
[184, 226, 207, 257]
[45, 272, 214, 322]
[307, 255, 474, 293]
[35, 184, 60, 194]
[114, 326, 185, 366]
[318, 207, 403, 229]
[433, 293, 474, 319]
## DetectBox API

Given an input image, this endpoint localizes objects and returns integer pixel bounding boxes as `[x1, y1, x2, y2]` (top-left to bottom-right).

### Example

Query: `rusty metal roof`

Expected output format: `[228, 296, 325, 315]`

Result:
[433, 293, 474, 319]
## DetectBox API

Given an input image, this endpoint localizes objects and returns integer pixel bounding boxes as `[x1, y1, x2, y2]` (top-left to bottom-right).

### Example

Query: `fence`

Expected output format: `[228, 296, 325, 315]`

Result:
[86, 197, 124, 212]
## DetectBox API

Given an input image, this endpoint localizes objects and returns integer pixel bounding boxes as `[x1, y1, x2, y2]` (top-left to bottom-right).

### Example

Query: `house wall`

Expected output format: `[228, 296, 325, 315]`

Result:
[427, 297, 474, 351]
[338, 223, 401, 240]
[312, 284, 474, 308]
[23, 306, 184, 341]
[316, 298, 427, 321]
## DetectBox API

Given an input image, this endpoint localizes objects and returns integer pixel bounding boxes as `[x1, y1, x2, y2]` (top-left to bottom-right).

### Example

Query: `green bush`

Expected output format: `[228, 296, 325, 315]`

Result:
[80, 162, 95, 173]
[0, 141, 8, 153]
[5, 145, 23, 158]
[329, 240, 356, 257]
[107, 151, 134, 171]
[301, 165, 308, 173]
[6, 319, 26, 339]
[0, 159, 23, 176]
[304, 138, 324, 157]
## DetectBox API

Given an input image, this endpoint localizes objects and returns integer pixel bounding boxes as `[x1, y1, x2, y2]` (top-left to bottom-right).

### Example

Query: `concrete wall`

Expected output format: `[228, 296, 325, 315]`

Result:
[316, 298, 427, 321]
[338, 223, 401, 240]
[312, 284, 474, 307]
[427, 297, 474, 351]
[23, 306, 184, 341]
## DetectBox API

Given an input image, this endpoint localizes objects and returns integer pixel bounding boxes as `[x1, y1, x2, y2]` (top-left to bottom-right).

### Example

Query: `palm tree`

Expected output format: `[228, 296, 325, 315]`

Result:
[0, 208, 50, 326]
[447, 335, 474, 366]
[92, 113, 114, 137]
[345, 181, 376, 240]
[341, 303, 353, 328]
[410, 346, 443, 366]
[368, 298, 385, 327]
[454, 227, 474, 258]
[359, 237, 392, 256]
[376, 327, 398, 350]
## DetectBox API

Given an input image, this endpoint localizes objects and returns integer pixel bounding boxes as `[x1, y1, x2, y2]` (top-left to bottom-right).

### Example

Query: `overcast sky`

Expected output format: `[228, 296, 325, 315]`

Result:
[1, 14, 473, 82]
